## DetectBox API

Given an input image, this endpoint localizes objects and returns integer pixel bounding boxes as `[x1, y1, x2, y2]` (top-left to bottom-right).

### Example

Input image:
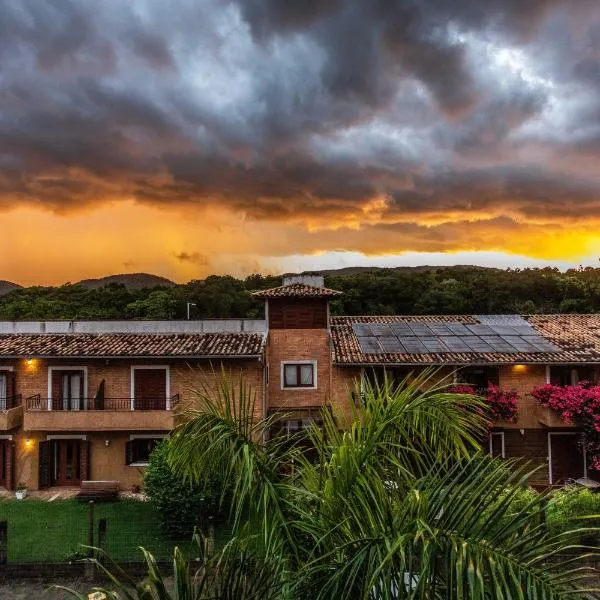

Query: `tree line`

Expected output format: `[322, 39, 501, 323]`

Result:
[3, 266, 600, 319]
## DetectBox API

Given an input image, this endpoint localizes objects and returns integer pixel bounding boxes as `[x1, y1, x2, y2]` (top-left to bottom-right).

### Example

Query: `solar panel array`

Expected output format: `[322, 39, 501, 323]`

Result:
[352, 316, 561, 355]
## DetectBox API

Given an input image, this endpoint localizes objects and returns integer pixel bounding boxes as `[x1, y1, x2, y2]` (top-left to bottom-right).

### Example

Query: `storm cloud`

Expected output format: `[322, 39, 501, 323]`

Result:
[1, 0, 600, 247]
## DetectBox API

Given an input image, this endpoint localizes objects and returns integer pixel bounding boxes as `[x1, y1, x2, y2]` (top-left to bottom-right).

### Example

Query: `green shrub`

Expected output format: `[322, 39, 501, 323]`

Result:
[547, 487, 600, 543]
[143, 440, 223, 537]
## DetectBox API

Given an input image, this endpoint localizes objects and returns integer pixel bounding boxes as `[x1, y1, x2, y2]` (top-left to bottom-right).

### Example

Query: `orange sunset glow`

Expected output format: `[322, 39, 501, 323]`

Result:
[1, 1, 600, 285]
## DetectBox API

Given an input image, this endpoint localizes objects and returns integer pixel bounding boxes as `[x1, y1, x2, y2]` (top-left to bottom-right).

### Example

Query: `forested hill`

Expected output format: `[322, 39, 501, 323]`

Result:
[2, 266, 600, 320]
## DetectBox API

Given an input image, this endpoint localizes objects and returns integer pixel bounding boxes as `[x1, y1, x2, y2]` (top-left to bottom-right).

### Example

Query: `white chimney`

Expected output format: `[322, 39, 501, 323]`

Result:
[283, 275, 325, 288]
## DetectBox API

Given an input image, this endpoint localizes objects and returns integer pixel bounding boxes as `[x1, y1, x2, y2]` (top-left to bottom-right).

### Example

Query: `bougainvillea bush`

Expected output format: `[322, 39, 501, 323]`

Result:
[531, 382, 600, 470]
[449, 384, 519, 424]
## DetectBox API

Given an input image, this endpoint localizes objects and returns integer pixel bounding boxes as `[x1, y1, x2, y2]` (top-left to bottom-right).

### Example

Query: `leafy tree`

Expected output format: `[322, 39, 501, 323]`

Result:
[68, 374, 600, 598]
[143, 441, 223, 537]
[168, 374, 599, 598]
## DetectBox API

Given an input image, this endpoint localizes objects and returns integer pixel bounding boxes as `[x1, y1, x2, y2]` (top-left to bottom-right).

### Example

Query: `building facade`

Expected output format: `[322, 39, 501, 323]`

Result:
[0, 277, 597, 491]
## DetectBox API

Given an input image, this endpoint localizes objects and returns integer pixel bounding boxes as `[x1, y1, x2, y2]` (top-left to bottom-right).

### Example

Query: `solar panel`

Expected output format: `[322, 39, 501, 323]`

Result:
[408, 323, 433, 336]
[502, 336, 536, 352]
[462, 337, 495, 352]
[378, 337, 405, 352]
[522, 336, 560, 352]
[398, 337, 427, 353]
[351, 318, 561, 356]
[446, 323, 471, 335]
[370, 324, 394, 336]
[480, 336, 518, 352]
[420, 336, 448, 352]
[352, 323, 373, 337]
[357, 336, 382, 353]
[428, 323, 452, 335]
[440, 336, 472, 352]
[466, 324, 496, 336]
[390, 323, 414, 335]
[477, 315, 532, 327]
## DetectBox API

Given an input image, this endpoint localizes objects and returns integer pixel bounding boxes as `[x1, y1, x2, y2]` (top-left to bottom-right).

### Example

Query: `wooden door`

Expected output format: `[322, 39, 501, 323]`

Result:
[134, 369, 166, 410]
[0, 441, 6, 488]
[550, 433, 585, 485]
[52, 440, 82, 486]
[52, 370, 85, 411]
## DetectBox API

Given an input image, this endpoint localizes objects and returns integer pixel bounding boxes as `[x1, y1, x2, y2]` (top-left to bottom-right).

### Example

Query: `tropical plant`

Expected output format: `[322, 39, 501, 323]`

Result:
[57, 533, 282, 600]
[144, 440, 224, 537]
[548, 487, 600, 544]
[70, 372, 600, 598]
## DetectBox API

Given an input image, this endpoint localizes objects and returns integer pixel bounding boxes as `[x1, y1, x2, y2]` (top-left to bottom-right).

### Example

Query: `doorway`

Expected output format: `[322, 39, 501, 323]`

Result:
[39, 439, 85, 487]
[549, 432, 586, 485]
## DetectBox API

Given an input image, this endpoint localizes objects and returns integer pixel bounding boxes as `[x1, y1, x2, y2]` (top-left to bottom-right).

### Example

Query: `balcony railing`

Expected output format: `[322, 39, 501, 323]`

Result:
[0, 394, 22, 411]
[26, 394, 180, 411]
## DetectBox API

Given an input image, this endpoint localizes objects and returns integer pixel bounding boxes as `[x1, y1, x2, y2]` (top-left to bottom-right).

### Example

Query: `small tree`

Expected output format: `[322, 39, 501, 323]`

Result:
[143, 440, 222, 537]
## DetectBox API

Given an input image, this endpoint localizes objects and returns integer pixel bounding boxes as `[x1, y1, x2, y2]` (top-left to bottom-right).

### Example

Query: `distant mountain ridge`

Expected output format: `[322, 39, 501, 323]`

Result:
[305, 265, 499, 277]
[76, 273, 176, 289]
[0, 280, 22, 296]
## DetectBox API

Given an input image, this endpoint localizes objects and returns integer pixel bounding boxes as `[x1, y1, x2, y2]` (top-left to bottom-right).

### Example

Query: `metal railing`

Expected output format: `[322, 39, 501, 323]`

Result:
[0, 394, 21, 411]
[25, 393, 180, 411]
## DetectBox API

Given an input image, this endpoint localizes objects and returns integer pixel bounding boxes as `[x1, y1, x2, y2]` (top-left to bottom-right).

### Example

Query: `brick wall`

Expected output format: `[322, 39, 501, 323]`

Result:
[266, 329, 331, 409]
[5, 357, 264, 490]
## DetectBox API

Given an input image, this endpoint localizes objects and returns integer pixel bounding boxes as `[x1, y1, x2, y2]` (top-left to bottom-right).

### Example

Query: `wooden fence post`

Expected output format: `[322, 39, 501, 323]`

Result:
[98, 518, 107, 561]
[0, 520, 7, 566]
[85, 501, 95, 580]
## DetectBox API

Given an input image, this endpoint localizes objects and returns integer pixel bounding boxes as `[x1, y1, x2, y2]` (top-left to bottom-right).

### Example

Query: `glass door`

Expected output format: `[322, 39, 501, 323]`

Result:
[52, 439, 81, 486]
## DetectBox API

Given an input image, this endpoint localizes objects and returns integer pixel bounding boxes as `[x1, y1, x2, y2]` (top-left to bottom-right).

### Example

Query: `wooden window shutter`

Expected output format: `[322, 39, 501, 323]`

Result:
[38, 441, 51, 489]
[6, 371, 15, 400]
[51, 371, 62, 410]
[125, 440, 135, 465]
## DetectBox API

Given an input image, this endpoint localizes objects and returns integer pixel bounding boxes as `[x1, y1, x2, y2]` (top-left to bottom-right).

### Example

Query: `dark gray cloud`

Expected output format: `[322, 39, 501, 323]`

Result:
[0, 0, 599, 230]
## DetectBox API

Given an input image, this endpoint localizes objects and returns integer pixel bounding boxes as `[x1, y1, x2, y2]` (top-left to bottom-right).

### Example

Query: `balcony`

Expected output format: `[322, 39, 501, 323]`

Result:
[23, 394, 180, 432]
[0, 394, 23, 430]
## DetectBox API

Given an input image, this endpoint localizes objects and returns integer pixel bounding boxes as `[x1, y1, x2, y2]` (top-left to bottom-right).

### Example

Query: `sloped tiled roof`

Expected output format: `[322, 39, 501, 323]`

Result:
[331, 314, 600, 365]
[0, 332, 265, 358]
[252, 283, 342, 298]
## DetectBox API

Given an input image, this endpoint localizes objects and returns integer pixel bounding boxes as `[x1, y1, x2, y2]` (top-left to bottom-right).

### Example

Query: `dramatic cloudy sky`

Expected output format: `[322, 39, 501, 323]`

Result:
[1, 0, 600, 284]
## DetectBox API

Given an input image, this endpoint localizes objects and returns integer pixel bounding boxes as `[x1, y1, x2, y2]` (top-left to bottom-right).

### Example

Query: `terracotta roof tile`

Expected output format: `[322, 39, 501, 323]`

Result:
[331, 314, 600, 365]
[252, 283, 342, 298]
[0, 332, 265, 358]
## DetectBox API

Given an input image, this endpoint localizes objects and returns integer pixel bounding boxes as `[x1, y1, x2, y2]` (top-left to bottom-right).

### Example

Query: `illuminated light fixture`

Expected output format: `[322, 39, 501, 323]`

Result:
[26, 358, 34, 366]
[25, 438, 32, 447]
[513, 364, 527, 373]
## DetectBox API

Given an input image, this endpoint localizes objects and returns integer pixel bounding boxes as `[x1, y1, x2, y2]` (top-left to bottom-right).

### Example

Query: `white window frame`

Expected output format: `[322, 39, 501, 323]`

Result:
[47, 366, 88, 411]
[280, 361, 317, 390]
[488, 431, 505, 458]
[130, 365, 171, 411]
[128, 433, 167, 467]
[547, 431, 587, 485]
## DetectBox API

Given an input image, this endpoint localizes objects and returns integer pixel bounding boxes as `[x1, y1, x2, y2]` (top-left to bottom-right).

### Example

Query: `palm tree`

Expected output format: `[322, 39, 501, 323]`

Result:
[68, 370, 600, 598]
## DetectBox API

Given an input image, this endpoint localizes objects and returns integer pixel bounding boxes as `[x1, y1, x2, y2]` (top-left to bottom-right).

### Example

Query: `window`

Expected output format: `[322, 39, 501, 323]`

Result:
[489, 431, 505, 458]
[550, 366, 596, 386]
[458, 367, 499, 391]
[282, 362, 316, 389]
[125, 438, 162, 466]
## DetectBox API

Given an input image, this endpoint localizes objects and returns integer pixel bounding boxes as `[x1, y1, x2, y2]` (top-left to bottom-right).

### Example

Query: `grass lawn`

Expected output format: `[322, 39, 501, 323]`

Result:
[0, 499, 218, 563]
